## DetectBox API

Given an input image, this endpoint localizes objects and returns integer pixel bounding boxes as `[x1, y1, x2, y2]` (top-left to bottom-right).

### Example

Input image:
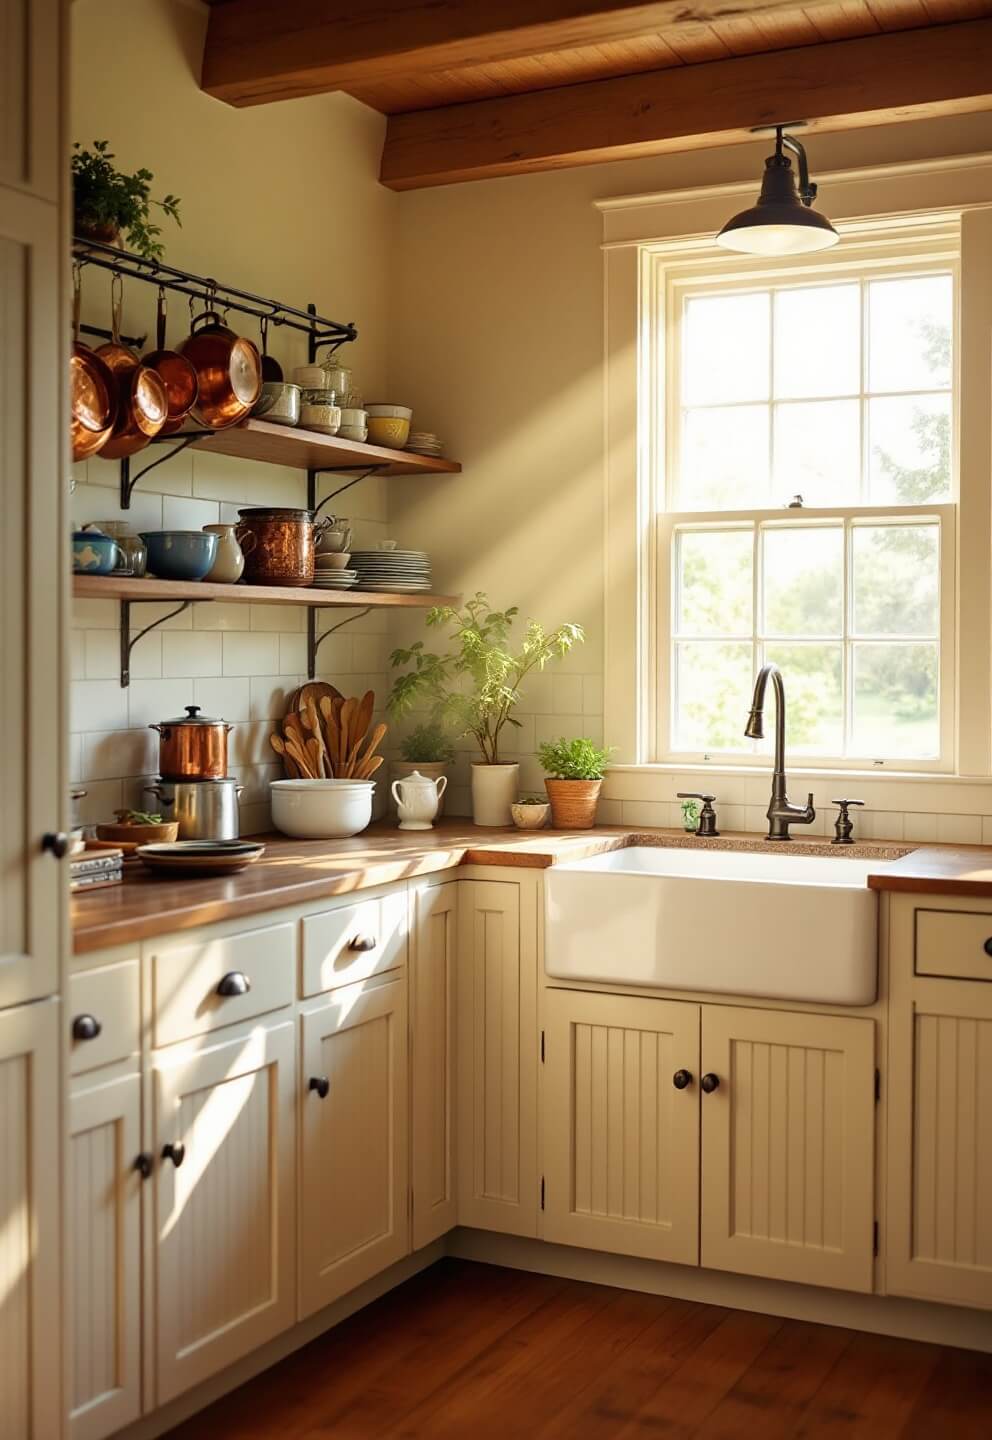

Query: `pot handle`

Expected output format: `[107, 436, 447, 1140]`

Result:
[156, 287, 167, 351]
[235, 785, 245, 797]
[148, 724, 162, 733]
[313, 516, 334, 536]
[190, 309, 224, 334]
[234, 526, 256, 556]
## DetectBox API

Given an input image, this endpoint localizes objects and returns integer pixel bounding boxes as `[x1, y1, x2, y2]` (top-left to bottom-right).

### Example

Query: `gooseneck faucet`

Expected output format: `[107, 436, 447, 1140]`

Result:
[745, 663, 815, 841]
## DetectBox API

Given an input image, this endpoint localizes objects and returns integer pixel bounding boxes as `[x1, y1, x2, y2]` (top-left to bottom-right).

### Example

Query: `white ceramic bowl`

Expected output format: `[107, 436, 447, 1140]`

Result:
[339, 407, 367, 427]
[338, 424, 368, 443]
[366, 404, 413, 420]
[270, 779, 375, 839]
[315, 551, 352, 569]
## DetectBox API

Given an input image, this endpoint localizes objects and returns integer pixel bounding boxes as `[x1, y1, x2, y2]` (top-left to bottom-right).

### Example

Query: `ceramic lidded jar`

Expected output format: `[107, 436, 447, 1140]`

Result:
[391, 770, 447, 831]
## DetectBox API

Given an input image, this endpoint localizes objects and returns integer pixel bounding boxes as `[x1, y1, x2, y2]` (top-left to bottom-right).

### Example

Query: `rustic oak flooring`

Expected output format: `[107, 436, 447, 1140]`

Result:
[166, 1259, 992, 1439]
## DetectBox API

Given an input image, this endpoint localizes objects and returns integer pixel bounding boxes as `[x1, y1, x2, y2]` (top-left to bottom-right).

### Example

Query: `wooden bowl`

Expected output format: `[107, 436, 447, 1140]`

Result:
[96, 820, 180, 846]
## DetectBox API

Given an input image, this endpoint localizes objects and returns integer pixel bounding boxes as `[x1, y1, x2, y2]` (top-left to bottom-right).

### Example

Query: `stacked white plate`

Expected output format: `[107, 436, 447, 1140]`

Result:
[350, 549, 432, 593]
[310, 568, 358, 590]
[406, 431, 444, 456]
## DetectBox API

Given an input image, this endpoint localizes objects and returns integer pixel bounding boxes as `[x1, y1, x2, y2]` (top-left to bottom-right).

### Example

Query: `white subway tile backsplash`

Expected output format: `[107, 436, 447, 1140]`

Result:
[552, 674, 583, 714]
[162, 631, 224, 678]
[72, 598, 117, 629]
[82, 728, 157, 782]
[251, 604, 305, 632]
[279, 634, 307, 675]
[192, 602, 250, 631]
[71, 478, 163, 533]
[250, 675, 299, 723]
[582, 676, 604, 715]
[162, 494, 220, 530]
[73, 679, 130, 733]
[75, 778, 124, 825]
[936, 813, 982, 845]
[84, 630, 122, 680]
[193, 676, 251, 723]
[126, 678, 197, 729]
[905, 812, 939, 843]
[223, 631, 280, 676]
[230, 721, 277, 767]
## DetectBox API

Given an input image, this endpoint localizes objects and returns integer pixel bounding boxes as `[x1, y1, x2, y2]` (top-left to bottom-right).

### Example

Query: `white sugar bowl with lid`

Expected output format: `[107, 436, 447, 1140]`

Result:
[391, 770, 447, 830]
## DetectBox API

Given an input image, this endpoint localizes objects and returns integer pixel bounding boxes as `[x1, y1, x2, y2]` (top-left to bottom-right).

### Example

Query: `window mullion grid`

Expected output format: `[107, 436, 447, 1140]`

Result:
[753, 523, 761, 756]
[844, 518, 853, 757]
[767, 290, 776, 508]
[859, 278, 870, 505]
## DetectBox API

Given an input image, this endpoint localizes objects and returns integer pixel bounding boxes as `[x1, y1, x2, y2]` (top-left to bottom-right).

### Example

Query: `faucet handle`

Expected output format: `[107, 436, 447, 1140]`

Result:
[677, 792, 720, 838]
[831, 797, 864, 846]
[677, 792, 715, 804]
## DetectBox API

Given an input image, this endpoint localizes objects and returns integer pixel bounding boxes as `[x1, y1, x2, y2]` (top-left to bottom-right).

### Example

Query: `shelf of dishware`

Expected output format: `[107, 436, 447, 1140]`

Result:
[73, 574, 460, 609]
[161, 417, 462, 476]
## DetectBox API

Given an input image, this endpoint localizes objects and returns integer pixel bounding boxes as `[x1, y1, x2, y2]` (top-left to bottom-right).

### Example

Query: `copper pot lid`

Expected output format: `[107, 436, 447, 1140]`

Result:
[70, 350, 114, 433]
[155, 704, 230, 728]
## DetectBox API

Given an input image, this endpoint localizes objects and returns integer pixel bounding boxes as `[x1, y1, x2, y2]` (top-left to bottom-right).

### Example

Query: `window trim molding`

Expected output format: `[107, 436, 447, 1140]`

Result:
[603, 154, 992, 792]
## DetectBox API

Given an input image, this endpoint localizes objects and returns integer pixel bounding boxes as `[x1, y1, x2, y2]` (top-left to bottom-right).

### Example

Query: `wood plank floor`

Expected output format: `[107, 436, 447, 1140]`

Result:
[165, 1260, 992, 1439]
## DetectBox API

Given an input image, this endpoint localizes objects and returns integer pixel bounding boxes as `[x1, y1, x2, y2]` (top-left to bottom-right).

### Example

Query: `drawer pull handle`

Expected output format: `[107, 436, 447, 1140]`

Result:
[701, 1073, 721, 1094]
[216, 971, 251, 997]
[133, 1153, 153, 1180]
[672, 1069, 693, 1090]
[349, 935, 377, 952]
[162, 1142, 185, 1168]
[983, 938, 992, 958]
[72, 1013, 102, 1042]
[309, 1075, 330, 1100]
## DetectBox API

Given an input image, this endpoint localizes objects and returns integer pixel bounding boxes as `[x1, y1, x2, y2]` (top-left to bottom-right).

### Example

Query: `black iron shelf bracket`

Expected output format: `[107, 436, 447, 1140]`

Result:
[72, 237, 357, 348]
[119, 434, 209, 510]
[307, 465, 387, 515]
[307, 606, 373, 681]
[119, 598, 208, 688]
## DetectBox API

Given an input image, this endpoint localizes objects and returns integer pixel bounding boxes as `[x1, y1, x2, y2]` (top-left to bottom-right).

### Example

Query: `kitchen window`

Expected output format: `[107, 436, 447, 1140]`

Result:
[652, 246, 957, 770]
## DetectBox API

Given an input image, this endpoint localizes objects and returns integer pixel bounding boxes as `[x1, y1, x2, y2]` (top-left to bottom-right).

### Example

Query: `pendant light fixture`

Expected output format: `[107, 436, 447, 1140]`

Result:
[716, 124, 839, 255]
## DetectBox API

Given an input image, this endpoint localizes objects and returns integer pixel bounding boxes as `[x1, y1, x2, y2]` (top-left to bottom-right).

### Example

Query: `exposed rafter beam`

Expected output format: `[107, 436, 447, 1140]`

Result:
[201, 0, 850, 108]
[380, 18, 992, 189]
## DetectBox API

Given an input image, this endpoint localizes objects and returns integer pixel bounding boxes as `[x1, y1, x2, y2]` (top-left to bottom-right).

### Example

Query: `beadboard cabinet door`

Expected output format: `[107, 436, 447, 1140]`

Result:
[151, 1017, 296, 1405]
[299, 977, 409, 1318]
[0, 0, 60, 199]
[0, 998, 60, 1440]
[411, 882, 458, 1249]
[701, 1005, 876, 1293]
[887, 974, 992, 1309]
[457, 879, 539, 1236]
[68, 1075, 142, 1440]
[542, 988, 701, 1263]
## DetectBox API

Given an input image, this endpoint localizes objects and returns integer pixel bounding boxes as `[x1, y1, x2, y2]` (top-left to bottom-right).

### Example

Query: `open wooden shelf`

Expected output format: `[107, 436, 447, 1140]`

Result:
[73, 574, 459, 609]
[184, 417, 461, 475]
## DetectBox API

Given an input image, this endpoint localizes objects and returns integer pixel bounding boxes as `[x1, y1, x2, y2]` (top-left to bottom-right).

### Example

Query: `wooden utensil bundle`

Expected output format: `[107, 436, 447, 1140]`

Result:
[270, 685, 386, 781]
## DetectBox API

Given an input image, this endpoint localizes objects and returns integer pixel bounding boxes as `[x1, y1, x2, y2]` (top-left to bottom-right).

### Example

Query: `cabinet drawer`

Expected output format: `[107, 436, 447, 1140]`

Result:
[150, 922, 296, 1047]
[68, 958, 140, 1075]
[915, 908, 992, 982]
[301, 889, 407, 997]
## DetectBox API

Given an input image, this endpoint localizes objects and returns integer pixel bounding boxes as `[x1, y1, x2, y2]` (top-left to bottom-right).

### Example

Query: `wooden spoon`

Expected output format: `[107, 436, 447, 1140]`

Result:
[355, 753, 385, 780]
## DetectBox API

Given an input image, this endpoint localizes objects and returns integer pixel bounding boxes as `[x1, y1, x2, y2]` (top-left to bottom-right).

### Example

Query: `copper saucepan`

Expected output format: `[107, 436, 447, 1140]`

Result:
[95, 276, 169, 461]
[149, 704, 233, 781]
[142, 289, 199, 436]
[70, 267, 117, 461]
[179, 310, 262, 430]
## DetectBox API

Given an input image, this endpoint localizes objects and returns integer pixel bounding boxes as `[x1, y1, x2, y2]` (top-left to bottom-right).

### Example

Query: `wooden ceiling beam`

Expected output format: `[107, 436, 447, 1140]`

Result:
[380, 18, 992, 188]
[201, 0, 849, 107]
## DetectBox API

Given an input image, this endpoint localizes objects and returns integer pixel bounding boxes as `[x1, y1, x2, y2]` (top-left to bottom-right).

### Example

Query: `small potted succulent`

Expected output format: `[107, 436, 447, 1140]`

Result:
[72, 140, 182, 257]
[392, 723, 455, 817]
[538, 737, 614, 830]
[511, 795, 551, 830]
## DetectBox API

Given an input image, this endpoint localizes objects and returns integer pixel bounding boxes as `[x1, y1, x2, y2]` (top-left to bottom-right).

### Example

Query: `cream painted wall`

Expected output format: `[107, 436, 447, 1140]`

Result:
[69, 0, 396, 831]
[389, 110, 992, 827]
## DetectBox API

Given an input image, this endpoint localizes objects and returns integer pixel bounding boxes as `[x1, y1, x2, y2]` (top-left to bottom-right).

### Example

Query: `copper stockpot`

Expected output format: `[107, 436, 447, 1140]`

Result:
[236, 507, 330, 587]
[149, 705, 233, 780]
[179, 310, 262, 430]
[70, 269, 118, 460]
[143, 290, 199, 436]
[96, 279, 169, 460]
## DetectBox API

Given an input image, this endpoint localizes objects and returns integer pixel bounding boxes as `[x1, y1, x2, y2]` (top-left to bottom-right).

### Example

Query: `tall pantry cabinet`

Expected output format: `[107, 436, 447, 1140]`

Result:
[0, 0, 69, 1435]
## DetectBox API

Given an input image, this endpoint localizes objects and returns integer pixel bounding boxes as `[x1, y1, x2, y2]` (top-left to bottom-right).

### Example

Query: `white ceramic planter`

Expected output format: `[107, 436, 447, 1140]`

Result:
[471, 762, 519, 827]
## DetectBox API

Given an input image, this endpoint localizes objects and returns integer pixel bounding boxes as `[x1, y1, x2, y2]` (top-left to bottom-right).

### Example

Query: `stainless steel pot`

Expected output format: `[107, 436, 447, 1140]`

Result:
[144, 778, 243, 840]
[149, 705, 233, 780]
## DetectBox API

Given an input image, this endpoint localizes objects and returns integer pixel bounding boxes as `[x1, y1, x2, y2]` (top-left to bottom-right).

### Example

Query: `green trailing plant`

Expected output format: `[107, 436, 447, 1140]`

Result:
[399, 724, 455, 765]
[516, 795, 549, 806]
[113, 808, 164, 826]
[388, 592, 584, 766]
[537, 737, 614, 782]
[72, 141, 181, 259]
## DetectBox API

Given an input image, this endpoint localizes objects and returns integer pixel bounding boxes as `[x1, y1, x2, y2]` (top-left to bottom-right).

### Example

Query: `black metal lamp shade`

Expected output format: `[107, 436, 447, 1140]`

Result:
[717, 129, 839, 256]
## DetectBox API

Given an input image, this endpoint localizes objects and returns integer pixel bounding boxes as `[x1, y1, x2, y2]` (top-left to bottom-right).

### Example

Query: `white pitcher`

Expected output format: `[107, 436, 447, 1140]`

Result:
[391, 770, 447, 830]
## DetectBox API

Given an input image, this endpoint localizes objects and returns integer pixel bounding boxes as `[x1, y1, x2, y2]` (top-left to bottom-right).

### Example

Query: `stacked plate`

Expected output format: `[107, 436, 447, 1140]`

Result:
[406, 431, 444, 457]
[351, 549, 432, 593]
[310, 568, 358, 590]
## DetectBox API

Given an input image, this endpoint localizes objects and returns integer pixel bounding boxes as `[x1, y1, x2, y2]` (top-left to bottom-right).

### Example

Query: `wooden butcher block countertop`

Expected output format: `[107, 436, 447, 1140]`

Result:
[71, 821, 992, 955]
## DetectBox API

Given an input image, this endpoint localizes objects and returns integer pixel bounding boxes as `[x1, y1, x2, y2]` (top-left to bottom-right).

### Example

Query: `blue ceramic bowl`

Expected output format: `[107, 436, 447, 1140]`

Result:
[72, 532, 119, 575]
[140, 531, 218, 582]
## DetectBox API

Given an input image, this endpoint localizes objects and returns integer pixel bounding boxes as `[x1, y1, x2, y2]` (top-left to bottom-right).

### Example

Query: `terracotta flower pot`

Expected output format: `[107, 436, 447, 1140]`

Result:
[545, 778, 602, 830]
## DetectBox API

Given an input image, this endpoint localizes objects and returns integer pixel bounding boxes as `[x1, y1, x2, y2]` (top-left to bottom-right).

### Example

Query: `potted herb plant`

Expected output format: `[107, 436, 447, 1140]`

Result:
[392, 723, 455, 817]
[388, 593, 583, 826]
[538, 737, 614, 830]
[511, 795, 551, 830]
[72, 140, 182, 258]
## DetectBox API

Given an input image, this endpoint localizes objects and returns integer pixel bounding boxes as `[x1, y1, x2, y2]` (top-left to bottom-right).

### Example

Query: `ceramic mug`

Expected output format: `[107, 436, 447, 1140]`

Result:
[391, 771, 447, 831]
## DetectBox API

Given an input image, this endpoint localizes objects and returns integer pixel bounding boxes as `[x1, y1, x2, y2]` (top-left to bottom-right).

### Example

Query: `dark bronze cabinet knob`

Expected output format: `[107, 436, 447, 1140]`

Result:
[701, 1073, 721, 1094]
[162, 1142, 185, 1167]
[983, 937, 992, 958]
[672, 1069, 693, 1090]
[134, 1153, 153, 1180]
[348, 935, 377, 952]
[309, 1075, 330, 1099]
[216, 971, 251, 997]
[42, 831, 69, 859]
[72, 1013, 102, 1042]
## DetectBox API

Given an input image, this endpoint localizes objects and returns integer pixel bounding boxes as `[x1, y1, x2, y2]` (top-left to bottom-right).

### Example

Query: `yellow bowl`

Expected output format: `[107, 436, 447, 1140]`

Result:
[367, 415, 410, 449]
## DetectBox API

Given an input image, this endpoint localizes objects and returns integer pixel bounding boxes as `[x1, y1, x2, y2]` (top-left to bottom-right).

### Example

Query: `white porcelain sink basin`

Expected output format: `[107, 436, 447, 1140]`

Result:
[545, 845, 886, 1006]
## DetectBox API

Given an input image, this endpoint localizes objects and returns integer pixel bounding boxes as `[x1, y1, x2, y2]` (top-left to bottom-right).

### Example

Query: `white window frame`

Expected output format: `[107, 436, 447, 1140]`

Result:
[652, 241, 957, 773]
[601, 159, 992, 795]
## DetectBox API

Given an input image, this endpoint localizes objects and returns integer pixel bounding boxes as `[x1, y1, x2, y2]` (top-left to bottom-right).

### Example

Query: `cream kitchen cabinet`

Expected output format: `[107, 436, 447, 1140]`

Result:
[299, 975, 410, 1318]
[887, 895, 992, 1309]
[151, 1014, 297, 1405]
[542, 988, 700, 1264]
[68, 1074, 142, 1440]
[0, 998, 60, 1440]
[411, 881, 458, 1249]
[458, 878, 539, 1236]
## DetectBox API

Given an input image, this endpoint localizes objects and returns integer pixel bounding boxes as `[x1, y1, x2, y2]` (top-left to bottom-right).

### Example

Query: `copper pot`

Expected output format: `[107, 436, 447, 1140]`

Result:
[143, 290, 199, 436]
[70, 269, 117, 460]
[149, 705, 233, 780]
[179, 310, 262, 430]
[235, 507, 330, 587]
[95, 278, 169, 460]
